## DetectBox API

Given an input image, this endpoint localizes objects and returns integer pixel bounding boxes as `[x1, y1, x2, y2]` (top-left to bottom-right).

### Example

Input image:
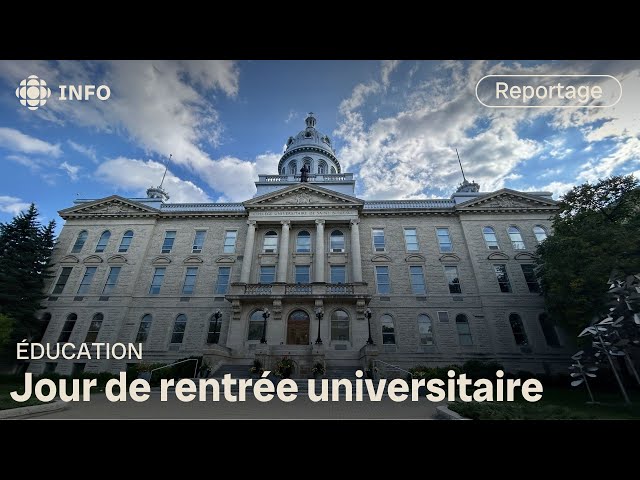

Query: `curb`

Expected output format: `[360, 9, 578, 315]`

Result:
[435, 405, 471, 420]
[0, 400, 68, 420]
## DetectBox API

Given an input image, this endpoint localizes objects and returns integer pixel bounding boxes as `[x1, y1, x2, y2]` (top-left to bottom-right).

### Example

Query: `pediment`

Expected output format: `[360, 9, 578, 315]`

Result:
[107, 255, 128, 264]
[83, 255, 103, 264]
[60, 255, 79, 263]
[455, 189, 558, 212]
[371, 254, 392, 262]
[152, 256, 171, 265]
[439, 253, 461, 263]
[59, 195, 160, 219]
[183, 256, 204, 264]
[215, 256, 236, 264]
[514, 252, 536, 261]
[488, 252, 510, 260]
[405, 254, 426, 263]
[244, 184, 364, 209]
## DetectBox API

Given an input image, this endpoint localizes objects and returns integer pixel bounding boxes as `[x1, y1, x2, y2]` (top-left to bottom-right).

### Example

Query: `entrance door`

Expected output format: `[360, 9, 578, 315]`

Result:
[287, 310, 310, 345]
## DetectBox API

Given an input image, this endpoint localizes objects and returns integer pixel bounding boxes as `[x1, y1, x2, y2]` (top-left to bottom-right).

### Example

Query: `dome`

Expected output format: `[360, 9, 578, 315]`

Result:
[278, 113, 341, 175]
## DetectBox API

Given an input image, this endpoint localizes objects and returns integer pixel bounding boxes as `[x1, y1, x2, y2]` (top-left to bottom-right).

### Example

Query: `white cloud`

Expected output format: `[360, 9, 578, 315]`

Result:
[577, 136, 640, 183]
[0, 60, 257, 201]
[67, 140, 97, 162]
[59, 161, 80, 181]
[540, 181, 575, 199]
[96, 157, 212, 203]
[381, 60, 401, 88]
[0, 195, 30, 215]
[285, 110, 298, 124]
[0, 127, 61, 157]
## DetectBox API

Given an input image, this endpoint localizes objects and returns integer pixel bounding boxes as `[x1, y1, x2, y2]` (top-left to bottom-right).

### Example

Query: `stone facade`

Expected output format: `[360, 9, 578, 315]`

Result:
[30, 114, 571, 376]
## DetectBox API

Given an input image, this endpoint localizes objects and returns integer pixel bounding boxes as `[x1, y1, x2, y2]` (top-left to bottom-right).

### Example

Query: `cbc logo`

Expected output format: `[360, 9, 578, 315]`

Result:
[15, 75, 52, 111]
[14, 74, 111, 111]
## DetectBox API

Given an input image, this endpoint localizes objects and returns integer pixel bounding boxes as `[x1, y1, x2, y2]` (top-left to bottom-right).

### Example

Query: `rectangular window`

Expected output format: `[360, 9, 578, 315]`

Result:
[149, 267, 166, 295]
[77, 267, 97, 295]
[295, 265, 311, 284]
[437, 311, 450, 323]
[259, 266, 276, 284]
[375, 265, 391, 294]
[436, 228, 452, 252]
[215, 266, 231, 295]
[444, 265, 462, 294]
[409, 265, 426, 294]
[161, 231, 176, 253]
[403, 228, 419, 251]
[493, 264, 512, 293]
[330, 265, 346, 284]
[182, 267, 198, 295]
[85, 318, 103, 343]
[58, 320, 76, 343]
[102, 266, 121, 295]
[207, 316, 222, 344]
[372, 229, 386, 252]
[223, 230, 238, 253]
[52, 267, 73, 294]
[521, 264, 540, 293]
[192, 230, 206, 253]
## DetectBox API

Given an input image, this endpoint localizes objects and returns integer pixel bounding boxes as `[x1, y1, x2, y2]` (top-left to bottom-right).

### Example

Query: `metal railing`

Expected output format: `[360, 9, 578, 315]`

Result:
[373, 359, 413, 379]
[149, 358, 199, 379]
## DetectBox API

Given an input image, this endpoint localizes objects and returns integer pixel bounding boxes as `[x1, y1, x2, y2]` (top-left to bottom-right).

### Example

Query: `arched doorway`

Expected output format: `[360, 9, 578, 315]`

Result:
[287, 310, 310, 345]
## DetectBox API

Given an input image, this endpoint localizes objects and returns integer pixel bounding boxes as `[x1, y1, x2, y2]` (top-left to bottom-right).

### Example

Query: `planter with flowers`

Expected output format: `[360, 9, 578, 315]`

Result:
[274, 357, 295, 379]
[249, 359, 264, 379]
[312, 362, 325, 380]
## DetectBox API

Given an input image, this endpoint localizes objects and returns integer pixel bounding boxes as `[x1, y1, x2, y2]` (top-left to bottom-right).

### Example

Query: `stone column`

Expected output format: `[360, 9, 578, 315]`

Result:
[277, 220, 290, 282]
[314, 219, 325, 282]
[350, 218, 363, 283]
[240, 220, 257, 283]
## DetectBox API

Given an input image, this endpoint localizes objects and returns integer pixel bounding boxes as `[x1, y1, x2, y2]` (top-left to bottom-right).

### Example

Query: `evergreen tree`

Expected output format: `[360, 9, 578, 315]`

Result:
[0, 204, 56, 344]
[536, 175, 640, 334]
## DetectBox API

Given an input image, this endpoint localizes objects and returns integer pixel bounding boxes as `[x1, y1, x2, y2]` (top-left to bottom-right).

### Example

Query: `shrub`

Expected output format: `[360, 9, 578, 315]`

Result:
[250, 359, 263, 374]
[461, 360, 504, 379]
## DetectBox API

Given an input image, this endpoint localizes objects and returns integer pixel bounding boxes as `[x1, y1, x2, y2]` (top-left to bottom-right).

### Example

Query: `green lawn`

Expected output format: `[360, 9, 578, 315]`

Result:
[448, 386, 640, 420]
[0, 384, 47, 411]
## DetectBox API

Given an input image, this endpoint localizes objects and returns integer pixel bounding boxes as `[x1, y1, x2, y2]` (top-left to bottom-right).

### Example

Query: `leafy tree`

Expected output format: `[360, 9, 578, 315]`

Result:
[0, 204, 56, 345]
[536, 175, 640, 335]
[0, 313, 13, 348]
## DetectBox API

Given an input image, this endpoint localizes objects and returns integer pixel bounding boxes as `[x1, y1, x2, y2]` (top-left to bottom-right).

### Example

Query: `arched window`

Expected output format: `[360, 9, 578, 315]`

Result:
[381, 314, 395, 344]
[330, 166, 337, 174]
[455, 314, 473, 345]
[288, 161, 297, 175]
[509, 313, 528, 346]
[39, 312, 52, 342]
[248, 310, 264, 341]
[95, 231, 111, 253]
[207, 313, 222, 344]
[317, 160, 327, 174]
[58, 313, 77, 343]
[539, 313, 560, 347]
[263, 231, 278, 253]
[330, 230, 345, 252]
[302, 157, 312, 171]
[171, 314, 187, 344]
[533, 226, 548, 243]
[136, 314, 152, 343]
[507, 226, 525, 250]
[71, 231, 88, 253]
[331, 310, 349, 341]
[482, 226, 499, 250]
[85, 313, 103, 343]
[118, 230, 134, 252]
[418, 314, 433, 345]
[296, 231, 311, 253]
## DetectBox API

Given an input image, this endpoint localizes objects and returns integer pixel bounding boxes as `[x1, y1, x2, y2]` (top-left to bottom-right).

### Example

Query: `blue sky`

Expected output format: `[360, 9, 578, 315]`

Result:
[1, 60, 639, 234]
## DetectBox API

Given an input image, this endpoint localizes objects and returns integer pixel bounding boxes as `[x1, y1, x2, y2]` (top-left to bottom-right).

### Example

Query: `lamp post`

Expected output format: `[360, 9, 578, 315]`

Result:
[260, 308, 270, 344]
[365, 307, 375, 345]
[211, 309, 222, 344]
[315, 307, 323, 345]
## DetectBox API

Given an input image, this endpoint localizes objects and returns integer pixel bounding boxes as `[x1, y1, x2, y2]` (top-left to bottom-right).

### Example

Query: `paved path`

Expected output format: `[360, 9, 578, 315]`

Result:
[34, 392, 442, 419]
